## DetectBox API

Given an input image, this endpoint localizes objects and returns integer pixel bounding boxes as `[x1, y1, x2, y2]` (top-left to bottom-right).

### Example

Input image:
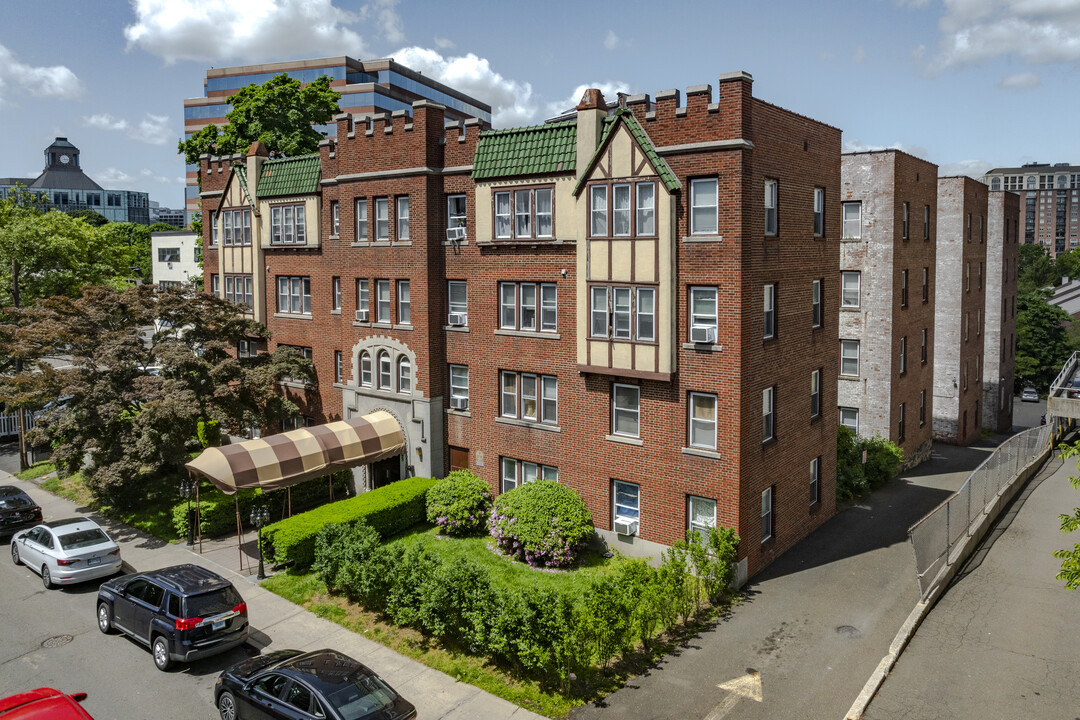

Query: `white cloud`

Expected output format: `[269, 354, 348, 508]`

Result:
[604, 30, 619, 50]
[433, 36, 455, 50]
[997, 70, 1042, 88]
[82, 112, 173, 145]
[544, 82, 632, 119]
[390, 46, 536, 127]
[359, 0, 404, 44]
[0, 43, 82, 105]
[123, 0, 370, 64]
[938, 159, 993, 178]
[842, 138, 931, 160]
[139, 168, 184, 184]
[97, 168, 134, 187]
[925, 0, 1080, 73]
[853, 45, 867, 64]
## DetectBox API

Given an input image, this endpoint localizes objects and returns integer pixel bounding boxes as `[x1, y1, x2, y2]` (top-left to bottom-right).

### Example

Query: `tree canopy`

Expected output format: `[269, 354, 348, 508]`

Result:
[178, 73, 342, 171]
[1015, 289, 1074, 390]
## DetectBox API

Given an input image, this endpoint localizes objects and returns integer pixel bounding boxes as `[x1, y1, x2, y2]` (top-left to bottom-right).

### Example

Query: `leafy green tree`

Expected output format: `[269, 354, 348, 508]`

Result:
[1054, 442, 1080, 590]
[1056, 248, 1080, 285]
[148, 221, 179, 232]
[178, 73, 341, 179]
[1018, 243, 1059, 295]
[67, 209, 109, 227]
[188, 211, 202, 235]
[97, 222, 152, 284]
[1015, 290, 1074, 390]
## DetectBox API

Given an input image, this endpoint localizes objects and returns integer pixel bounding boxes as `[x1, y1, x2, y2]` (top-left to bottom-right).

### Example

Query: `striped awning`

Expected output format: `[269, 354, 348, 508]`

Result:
[185, 411, 405, 494]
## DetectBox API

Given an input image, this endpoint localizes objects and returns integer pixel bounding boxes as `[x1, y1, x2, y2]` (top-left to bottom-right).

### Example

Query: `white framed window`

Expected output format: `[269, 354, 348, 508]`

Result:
[690, 286, 719, 336]
[688, 392, 717, 450]
[842, 202, 861, 239]
[238, 339, 259, 358]
[448, 281, 467, 321]
[270, 205, 305, 245]
[494, 191, 512, 238]
[334, 350, 343, 383]
[591, 286, 609, 338]
[378, 352, 392, 390]
[223, 210, 233, 246]
[811, 368, 821, 418]
[449, 365, 469, 407]
[501, 456, 518, 493]
[590, 185, 608, 236]
[613, 183, 632, 237]
[535, 188, 553, 238]
[500, 282, 517, 329]
[541, 283, 557, 332]
[813, 187, 824, 236]
[613, 287, 632, 339]
[355, 198, 367, 241]
[691, 178, 718, 235]
[500, 371, 557, 424]
[763, 283, 776, 339]
[688, 496, 716, 537]
[636, 288, 655, 341]
[502, 457, 557, 493]
[210, 211, 219, 246]
[356, 279, 369, 316]
[840, 339, 860, 376]
[840, 406, 859, 433]
[277, 276, 311, 315]
[520, 373, 538, 420]
[500, 371, 518, 418]
[515, 190, 531, 238]
[520, 283, 537, 331]
[398, 357, 411, 394]
[812, 278, 823, 328]
[376, 280, 391, 323]
[360, 352, 372, 387]
[841, 271, 861, 308]
[810, 457, 820, 506]
[375, 198, 389, 241]
[761, 487, 773, 542]
[447, 194, 466, 230]
[397, 280, 411, 324]
[637, 182, 656, 236]
[614, 480, 640, 521]
[542, 375, 557, 424]
[332, 277, 341, 312]
[495, 188, 553, 239]
[331, 200, 340, 236]
[396, 196, 409, 241]
[211, 274, 220, 295]
[762, 386, 775, 442]
[764, 179, 778, 236]
[613, 383, 640, 438]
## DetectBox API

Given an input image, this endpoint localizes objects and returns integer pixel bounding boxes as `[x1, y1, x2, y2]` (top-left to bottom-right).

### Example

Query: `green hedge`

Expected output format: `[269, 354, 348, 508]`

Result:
[173, 472, 350, 539]
[263, 476, 436, 568]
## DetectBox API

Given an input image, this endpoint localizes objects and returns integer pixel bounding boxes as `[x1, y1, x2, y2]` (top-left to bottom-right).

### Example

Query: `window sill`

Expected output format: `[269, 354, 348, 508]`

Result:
[682, 235, 723, 243]
[495, 417, 561, 433]
[682, 342, 723, 352]
[446, 408, 472, 418]
[841, 237, 862, 243]
[330, 310, 341, 316]
[372, 322, 393, 329]
[392, 241, 413, 247]
[444, 325, 470, 333]
[352, 321, 372, 328]
[682, 447, 721, 460]
[840, 306, 860, 312]
[329, 234, 340, 241]
[606, 434, 643, 446]
[393, 324, 414, 331]
[476, 238, 575, 246]
[442, 240, 469, 246]
[351, 241, 370, 248]
[371, 241, 391, 247]
[273, 313, 313, 321]
[838, 375, 860, 382]
[494, 329, 561, 340]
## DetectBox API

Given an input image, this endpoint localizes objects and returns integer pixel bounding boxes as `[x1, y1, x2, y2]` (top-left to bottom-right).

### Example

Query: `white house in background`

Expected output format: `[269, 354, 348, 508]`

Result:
[151, 231, 201, 289]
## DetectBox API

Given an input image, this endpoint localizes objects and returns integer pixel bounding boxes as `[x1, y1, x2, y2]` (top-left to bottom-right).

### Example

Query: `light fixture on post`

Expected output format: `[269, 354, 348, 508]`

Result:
[179, 478, 195, 546]
[250, 505, 270, 580]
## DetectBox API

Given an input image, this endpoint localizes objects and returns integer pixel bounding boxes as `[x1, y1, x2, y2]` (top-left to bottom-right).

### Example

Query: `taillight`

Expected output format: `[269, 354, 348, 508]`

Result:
[107, 549, 120, 557]
[175, 616, 202, 631]
[55, 558, 74, 566]
[232, 602, 247, 614]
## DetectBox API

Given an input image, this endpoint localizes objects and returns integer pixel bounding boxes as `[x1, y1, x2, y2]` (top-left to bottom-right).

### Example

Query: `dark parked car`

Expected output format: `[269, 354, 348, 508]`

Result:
[0, 486, 43, 541]
[215, 649, 416, 720]
[0, 688, 95, 719]
[96, 564, 248, 671]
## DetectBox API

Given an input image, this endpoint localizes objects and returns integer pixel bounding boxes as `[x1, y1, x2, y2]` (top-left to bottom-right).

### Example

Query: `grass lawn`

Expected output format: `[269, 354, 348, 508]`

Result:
[15, 461, 56, 481]
[39, 471, 181, 543]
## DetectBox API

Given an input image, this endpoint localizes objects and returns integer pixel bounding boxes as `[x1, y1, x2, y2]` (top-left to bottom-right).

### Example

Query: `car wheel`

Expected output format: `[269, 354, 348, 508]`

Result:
[97, 603, 113, 634]
[152, 636, 171, 671]
[10, 544, 19, 566]
[41, 565, 53, 590]
[217, 690, 238, 720]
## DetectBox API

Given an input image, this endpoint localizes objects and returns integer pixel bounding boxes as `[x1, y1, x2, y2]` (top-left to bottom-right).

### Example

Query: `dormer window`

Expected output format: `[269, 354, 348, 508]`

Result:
[494, 187, 554, 240]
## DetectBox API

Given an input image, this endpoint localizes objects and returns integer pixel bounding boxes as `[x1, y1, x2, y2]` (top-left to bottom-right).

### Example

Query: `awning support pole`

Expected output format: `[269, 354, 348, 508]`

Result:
[235, 495, 244, 573]
[196, 478, 202, 554]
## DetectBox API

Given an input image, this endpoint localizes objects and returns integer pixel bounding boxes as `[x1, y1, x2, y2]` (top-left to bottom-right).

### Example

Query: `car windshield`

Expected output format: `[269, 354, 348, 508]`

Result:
[324, 675, 397, 719]
[185, 585, 242, 617]
[58, 528, 109, 549]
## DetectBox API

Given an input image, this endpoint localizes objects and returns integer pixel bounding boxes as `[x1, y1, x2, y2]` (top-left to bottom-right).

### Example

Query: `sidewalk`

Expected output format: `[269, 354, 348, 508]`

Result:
[1, 469, 543, 720]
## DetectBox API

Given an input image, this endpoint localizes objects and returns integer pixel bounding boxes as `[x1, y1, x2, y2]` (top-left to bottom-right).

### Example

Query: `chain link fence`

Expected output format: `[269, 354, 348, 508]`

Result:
[908, 423, 1053, 598]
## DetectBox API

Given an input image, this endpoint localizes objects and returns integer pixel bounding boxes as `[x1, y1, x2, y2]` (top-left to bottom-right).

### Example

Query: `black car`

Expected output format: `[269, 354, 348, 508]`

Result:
[215, 649, 416, 720]
[96, 564, 248, 671]
[0, 486, 43, 541]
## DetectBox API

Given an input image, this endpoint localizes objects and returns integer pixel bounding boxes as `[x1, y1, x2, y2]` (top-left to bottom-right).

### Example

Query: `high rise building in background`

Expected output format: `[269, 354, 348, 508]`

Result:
[182, 56, 493, 218]
[980, 163, 1080, 257]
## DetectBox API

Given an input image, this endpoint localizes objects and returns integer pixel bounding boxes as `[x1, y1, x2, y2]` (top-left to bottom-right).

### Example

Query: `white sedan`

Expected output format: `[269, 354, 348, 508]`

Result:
[11, 518, 122, 589]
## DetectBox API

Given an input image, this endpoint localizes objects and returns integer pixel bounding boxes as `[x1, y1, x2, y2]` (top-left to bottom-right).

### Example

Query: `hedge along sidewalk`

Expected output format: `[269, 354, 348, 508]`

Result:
[1, 471, 543, 720]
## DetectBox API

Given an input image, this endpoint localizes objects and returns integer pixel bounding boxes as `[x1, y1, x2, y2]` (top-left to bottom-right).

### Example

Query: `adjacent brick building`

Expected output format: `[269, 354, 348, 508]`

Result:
[200, 72, 843, 579]
[983, 191, 1020, 432]
[934, 177, 988, 444]
[838, 150, 937, 467]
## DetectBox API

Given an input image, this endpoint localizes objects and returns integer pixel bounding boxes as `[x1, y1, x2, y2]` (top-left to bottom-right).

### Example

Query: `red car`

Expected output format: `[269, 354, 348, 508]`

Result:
[0, 688, 95, 719]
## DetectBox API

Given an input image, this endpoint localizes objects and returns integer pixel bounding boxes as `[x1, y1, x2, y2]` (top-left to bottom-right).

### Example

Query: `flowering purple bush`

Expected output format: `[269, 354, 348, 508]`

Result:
[425, 469, 492, 535]
[489, 481, 593, 568]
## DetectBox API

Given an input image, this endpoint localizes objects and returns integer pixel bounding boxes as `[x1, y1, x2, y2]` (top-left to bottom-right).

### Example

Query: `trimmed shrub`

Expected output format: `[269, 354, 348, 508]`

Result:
[313, 521, 381, 595]
[489, 481, 593, 568]
[836, 425, 868, 500]
[262, 476, 435, 568]
[196, 419, 222, 448]
[863, 435, 904, 488]
[426, 469, 492, 535]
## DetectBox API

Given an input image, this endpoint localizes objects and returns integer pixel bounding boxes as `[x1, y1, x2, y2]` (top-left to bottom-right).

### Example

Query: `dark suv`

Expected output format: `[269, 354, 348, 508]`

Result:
[96, 564, 248, 671]
[0, 486, 43, 541]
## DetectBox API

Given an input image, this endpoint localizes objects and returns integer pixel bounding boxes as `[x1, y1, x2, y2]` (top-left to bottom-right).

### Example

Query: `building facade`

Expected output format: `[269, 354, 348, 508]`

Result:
[934, 177, 988, 444]
[151, 231, 202, 289]
[980, 163, 1080, 257]
[199, 74, 842, 579]
[183, 56, 493, 217]
[838, 150, 937, 467]
[982, 192, 1020, 432]
[1, 137, 151, 224]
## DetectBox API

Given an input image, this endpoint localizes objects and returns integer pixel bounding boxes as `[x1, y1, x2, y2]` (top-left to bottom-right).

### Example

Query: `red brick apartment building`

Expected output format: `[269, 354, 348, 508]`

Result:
[200, 72, 841, 578]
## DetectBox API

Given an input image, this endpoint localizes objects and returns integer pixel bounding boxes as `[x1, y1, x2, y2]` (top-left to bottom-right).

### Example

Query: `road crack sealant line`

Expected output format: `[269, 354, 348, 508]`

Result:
[843, 435, 1057, 720]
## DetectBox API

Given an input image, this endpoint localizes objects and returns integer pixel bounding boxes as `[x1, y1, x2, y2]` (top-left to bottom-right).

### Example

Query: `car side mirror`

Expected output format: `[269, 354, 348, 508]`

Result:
[71, 692, 88, 703]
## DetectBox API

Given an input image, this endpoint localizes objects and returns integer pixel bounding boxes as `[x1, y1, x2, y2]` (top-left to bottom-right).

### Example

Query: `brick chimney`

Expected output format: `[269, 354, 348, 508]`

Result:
[246, 141, 269, 199]
[576, 88, 607, 182]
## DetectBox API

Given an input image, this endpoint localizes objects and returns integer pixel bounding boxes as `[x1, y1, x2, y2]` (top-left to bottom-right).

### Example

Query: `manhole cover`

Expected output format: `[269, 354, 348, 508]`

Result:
[41, 635, 73, 648]
[836, 625, 862, 639]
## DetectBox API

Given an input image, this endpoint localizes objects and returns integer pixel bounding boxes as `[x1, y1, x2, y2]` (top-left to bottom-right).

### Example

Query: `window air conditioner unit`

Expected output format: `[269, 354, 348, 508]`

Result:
[690, 325, 716, 344]
[447, 312, 467, 326]
[446, 226, 467, 242]
[355, 310, 369, 322]
[613, 516, 639, 536]
[449, 396, 468, 410]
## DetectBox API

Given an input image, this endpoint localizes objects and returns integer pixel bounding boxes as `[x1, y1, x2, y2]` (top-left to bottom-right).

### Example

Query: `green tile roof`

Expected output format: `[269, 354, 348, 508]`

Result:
[231, 165, 254, 207]
[472, 120, 577, 180]
[256, 154, 321, 198]
[573, 109, 681, 196]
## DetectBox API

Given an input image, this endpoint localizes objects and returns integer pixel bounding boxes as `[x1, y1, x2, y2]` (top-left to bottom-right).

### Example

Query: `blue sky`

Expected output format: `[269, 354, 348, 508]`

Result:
[2, 0, 1078, 210]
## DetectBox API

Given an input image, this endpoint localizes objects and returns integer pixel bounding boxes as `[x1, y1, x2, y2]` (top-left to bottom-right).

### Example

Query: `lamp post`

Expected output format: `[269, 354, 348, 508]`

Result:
[179, 478, 195, 546]
[250, 505, 270, 580]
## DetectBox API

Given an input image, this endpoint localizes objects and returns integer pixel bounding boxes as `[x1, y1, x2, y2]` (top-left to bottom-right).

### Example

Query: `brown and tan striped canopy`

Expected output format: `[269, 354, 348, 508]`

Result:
[185, 411, 404, 494]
